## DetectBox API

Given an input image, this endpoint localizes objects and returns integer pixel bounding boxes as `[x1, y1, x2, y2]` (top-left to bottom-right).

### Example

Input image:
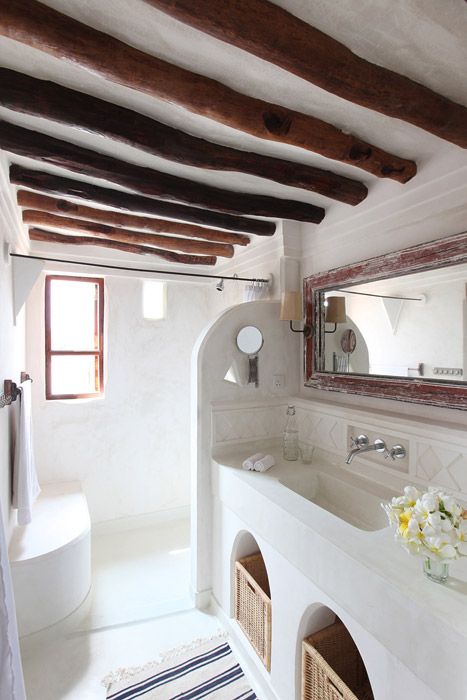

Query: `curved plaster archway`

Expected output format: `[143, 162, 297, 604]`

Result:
[295, 603, 374, 700]
[230, 529, 271, 617]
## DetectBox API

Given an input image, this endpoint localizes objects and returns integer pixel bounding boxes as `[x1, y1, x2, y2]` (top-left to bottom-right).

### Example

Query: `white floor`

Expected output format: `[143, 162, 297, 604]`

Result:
[82, 518, 193, 630]
[19, 518, 223, 700]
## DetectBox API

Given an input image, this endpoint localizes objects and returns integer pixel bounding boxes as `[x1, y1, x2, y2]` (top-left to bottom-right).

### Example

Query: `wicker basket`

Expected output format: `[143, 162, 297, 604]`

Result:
[302, 620, 374, 700]
[234, 552, 272, 671]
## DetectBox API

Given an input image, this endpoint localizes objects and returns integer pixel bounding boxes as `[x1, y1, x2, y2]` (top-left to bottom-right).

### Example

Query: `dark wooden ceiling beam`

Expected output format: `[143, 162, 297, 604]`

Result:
[0, 121, 325, 223]
[0, 0, 416, 182]
[146, 0, 467, 148]
[28, 228, 217, 265]
[22, 210, 234, 257]
[11, 167, 271, 237]
[0, 69, 367, 204]
[17, 190, 250, 246]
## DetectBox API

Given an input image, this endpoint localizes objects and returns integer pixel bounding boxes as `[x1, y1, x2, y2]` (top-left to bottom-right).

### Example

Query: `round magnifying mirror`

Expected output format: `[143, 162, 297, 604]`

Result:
[236, 325, 263, 355]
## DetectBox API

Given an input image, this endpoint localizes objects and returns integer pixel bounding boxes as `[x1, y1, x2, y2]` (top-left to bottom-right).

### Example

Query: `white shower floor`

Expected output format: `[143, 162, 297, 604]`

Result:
[83, 517, 193, 629]
[20, 517, 222, 700]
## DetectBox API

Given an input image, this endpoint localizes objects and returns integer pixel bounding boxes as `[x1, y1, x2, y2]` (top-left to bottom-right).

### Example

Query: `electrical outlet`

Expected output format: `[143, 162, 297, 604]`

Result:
[272, 374, 285, 390]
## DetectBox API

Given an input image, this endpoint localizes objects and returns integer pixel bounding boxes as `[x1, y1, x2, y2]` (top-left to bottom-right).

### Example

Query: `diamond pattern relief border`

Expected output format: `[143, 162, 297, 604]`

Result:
[297, 407, 344, 450]
[213, 406, 285, 444]
[416, 443, 467, 495]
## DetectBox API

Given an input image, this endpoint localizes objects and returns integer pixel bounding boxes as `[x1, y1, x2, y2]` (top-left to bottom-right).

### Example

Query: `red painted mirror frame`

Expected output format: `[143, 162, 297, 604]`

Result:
[304, 230, 467, 410]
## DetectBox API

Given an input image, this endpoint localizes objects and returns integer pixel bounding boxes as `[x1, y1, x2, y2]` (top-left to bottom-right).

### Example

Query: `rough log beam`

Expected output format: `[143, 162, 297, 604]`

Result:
[22, 210, 234, 258]
[28, 228, 217, 265]
[0, 69, 366, 204]
[0, 0, 416, 182]
[147, 0, 467, 148]
[11, 167, 270, 237]
[0, 121, 325, 223]
[17, 191, 250, 246]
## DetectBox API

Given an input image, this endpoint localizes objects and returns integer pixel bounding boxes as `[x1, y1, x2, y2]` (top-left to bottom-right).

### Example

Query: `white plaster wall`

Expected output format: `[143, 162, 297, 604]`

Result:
[0, 237, 26, 539]
[0, 161, 26, 540]
[26, 273, 216, 524]
[191, 300, 300, 600]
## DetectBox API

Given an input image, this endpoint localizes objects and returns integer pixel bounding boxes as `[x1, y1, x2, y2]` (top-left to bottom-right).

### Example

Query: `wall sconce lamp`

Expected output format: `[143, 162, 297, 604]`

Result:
[280, 292, 346, 337]
[280, 291, 312, 337]
[324, 296, 346, 333]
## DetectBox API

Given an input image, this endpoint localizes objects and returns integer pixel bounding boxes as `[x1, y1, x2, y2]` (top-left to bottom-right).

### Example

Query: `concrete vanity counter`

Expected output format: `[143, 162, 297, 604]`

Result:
[212, 447, 467, 700]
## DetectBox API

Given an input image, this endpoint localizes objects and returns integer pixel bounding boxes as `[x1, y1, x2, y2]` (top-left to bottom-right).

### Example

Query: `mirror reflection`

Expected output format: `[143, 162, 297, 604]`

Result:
[323, 263, 467, 382]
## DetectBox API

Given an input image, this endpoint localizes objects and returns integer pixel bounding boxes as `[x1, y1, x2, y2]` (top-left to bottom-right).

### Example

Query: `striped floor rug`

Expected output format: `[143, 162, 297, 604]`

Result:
[104, 636, 257, 699]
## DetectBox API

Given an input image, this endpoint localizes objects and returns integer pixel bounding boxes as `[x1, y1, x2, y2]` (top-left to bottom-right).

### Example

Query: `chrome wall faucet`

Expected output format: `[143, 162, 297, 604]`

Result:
[345, 434, 386, 464]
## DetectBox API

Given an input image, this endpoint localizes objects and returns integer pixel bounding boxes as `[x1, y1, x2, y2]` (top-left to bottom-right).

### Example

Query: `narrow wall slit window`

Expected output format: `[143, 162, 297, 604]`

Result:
[45, 275, 104, 400]
[142, 280, 166, 320]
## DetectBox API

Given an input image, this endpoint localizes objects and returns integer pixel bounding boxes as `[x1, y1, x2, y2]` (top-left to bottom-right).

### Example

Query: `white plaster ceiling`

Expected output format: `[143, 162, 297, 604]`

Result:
[0, 0, 466, 270]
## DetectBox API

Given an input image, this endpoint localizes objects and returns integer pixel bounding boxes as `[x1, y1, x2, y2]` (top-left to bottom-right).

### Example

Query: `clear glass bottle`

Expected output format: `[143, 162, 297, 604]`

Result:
[283, 405, 299, 461]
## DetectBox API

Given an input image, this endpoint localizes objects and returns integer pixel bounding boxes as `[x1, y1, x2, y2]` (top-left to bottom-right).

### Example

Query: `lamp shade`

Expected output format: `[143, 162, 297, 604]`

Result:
[325, 296, 346, 324]
[280, 291, 303, 321]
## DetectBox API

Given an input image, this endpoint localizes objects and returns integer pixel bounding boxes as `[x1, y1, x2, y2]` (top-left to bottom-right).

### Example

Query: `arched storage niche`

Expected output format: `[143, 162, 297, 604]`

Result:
[230, 529, 264, 614]
[296, 604, 374, 700]
[231, 530, 272, 671]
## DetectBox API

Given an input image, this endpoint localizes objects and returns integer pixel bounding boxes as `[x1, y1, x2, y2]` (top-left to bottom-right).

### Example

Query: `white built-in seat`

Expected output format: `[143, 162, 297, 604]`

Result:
[9, 481, 91, 636]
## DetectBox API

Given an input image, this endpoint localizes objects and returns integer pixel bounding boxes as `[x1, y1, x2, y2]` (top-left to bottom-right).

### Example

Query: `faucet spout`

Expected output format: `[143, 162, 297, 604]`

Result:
[345, 438, 386, 464]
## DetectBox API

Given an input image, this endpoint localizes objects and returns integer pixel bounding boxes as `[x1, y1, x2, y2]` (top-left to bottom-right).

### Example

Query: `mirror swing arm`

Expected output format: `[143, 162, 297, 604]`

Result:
[304, 229, 467, 410]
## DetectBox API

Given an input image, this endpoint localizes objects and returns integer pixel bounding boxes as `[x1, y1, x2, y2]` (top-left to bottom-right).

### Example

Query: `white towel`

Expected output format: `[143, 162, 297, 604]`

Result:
[253, 455, 275, 472]
[12, 380, 40, 526]
[242, 453, 265, 471]
[0, 500, 27, 700]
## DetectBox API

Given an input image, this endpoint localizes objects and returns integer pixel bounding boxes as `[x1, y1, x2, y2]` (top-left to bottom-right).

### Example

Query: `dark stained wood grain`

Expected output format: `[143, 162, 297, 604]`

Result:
[29, 228, 217, 265]
[148, 0, 467, 148]
[0, 121, 325, 223]
[11, 167, 271, 236]
[22, 210, 234, 257]
[0, 0, 416, 182]
[304, 229, 467, 409]
[0, 69, 367, 204]
[17, 190, 250, 245]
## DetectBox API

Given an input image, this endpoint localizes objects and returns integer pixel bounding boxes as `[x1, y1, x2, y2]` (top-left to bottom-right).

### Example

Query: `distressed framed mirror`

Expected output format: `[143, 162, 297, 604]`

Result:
[304, 230, 467, 410]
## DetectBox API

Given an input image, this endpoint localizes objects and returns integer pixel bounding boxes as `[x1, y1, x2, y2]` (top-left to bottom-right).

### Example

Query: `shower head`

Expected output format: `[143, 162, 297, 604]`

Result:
[216, 279, 224, 292]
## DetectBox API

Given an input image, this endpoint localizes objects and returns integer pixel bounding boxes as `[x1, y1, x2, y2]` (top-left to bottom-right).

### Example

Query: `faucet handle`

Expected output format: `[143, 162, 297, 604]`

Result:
[351, 434, 369, 448]
[385, 444, 406, 461]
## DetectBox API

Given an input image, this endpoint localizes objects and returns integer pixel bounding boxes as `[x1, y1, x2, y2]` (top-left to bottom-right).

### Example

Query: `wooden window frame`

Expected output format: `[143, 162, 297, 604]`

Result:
[45, 275, 104, 400]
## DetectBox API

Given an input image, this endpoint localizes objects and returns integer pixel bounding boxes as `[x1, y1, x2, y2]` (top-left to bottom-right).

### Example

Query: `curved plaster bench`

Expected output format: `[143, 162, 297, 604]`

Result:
[9, 481, 91, 636]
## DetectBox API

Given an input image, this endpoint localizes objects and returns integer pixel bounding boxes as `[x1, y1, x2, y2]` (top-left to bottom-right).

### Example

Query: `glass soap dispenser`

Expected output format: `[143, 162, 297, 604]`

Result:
[283, 404, 299, 461]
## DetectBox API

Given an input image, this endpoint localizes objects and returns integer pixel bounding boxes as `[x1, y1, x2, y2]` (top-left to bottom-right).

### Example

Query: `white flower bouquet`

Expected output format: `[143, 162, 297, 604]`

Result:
[382, 486, 467, 561]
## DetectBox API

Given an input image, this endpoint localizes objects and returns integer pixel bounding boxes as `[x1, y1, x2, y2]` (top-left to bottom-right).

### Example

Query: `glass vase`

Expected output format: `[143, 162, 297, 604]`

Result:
[423, 557, 449, 584]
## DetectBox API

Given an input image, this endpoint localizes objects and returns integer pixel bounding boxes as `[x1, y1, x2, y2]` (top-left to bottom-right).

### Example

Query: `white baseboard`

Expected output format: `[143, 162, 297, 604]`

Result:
[210, 596, 281, 700]
[92, 505, 190, 535]
[191, 587, 212, 610]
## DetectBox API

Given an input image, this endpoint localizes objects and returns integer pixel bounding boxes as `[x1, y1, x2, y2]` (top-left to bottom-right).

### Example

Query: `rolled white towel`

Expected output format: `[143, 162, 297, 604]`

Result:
[242, 453, 265, 471]
[253, 454, 275, 472]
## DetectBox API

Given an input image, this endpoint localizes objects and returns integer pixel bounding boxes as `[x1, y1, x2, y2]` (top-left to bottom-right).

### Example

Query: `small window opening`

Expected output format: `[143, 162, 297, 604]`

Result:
[142, 280, 166, 320]
[45, 275, 104, 400]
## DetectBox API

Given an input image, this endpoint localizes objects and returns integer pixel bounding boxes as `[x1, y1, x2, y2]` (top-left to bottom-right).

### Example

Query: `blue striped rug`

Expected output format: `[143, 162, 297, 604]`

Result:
[104, 638, 257, 699]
